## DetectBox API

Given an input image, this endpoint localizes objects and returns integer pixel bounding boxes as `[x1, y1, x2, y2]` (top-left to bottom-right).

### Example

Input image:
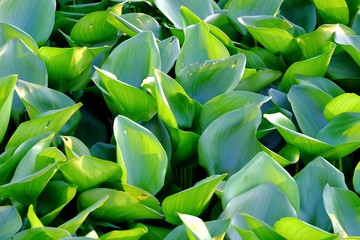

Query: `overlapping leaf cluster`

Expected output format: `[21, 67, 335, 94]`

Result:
[1, 0, 360, 239]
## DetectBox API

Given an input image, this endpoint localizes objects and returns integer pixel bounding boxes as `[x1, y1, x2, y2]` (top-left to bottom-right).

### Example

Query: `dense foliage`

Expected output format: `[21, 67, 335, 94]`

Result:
[0, 0, 360, 239]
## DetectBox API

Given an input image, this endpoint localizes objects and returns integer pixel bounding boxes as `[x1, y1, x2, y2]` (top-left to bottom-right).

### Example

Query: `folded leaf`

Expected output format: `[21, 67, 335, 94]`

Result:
[0, 75, 17, 144]
[199, 105, 262, 175]
[114, 115, 168, 194]
[313, 0, 349, 24]
[0, 22, 38, 52]
[0, 206, 22, 240]
[162, 174, 226, 225]
[324, 93, 360, 121]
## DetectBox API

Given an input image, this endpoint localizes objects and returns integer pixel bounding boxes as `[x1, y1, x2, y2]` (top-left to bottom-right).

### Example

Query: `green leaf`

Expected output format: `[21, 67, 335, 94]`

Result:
[178, 214, 212, 240]
[295, 157, 348, 231]
[354, 161, 360, 194]
[274, 217, 339, 240]
[0, 22, 38, 52]
[313, 0, 349, 24]
[152, 69, 195, 129]
[235, 69, 282, 92]
[175, 21, 229, 75]
[280, 0, 317, 32]
[6, 103, 82, 150]
[61, 136, 91, 159]
[77, 188, 163, 222]
[158, 36, 180, 73]
[59, 195, 108, 235]
[199, 91, 270, 132]
[70, 10, 118, 44]
[38, 46, 100, 92]
[223, 152, 300, 214]
[227, 0, 283, 34]
[28, 205, 44, 228]
[60, 156, 122, 192]
[296, 76, 345, 98]
[281, 41, 336, 91]
[199, 105, 262, 176]
[0, 75, 17, 144]
[108, 12, 162, 39]
[114, 115, 168, 195]
[99, 223, 148, 240]
[220, 183, 297, 226]
[0, 0, 56, 45]
[323, 185, 360, 236]
[154, 0, 213, 29]
[238, 16, 301, 57]
[100, 31, 161, 88]
[162, 174, 226, 225]
[0, 206, 22, 240]
[288, 84, 332, 137]
[10, 227, 71, 240]
[335, 32, 360, 65]
[230, 214, 286, 240]
[176, 53, 246, 104]
[37, 181, 77, 225]
[95, 68, 157, 122]
[324, 93, 360, 121]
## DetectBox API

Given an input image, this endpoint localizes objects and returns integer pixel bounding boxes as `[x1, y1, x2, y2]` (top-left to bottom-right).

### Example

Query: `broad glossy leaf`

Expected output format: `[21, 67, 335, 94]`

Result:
[114, 115, 167, 194]
[227, 0, 283, 34]
[59, 195, 108, 235]
[316, 112, 360, 159]
[259, 143, 300, 167]
[200, 91, 270, 132]
[99, 223, 148, 240]
[0, 75, 17, 144]
[179, 5, 202, 27]
[223, 152, 299, 213]
[220, 182, 297, 226]
[296, 76, 345, 98]
[355, 161, 360, 194]
[61, 136, 90, 160]
[77, 188, 163, 222]
[235, 69, 282, 92]
[178, 214, 212, 240]
[0, 38, 47, 85]
[158, 36, 180, 73]
[37, 181, 77, 225]
[0, 206, 22, 240]
[295, 157, 347, 231]
[288, 84, 332, 137]
[108, 12, 162, 39]
[175, 21, 229, 75]
[10, 227, 71, 240]
[229, 214, 286, 240]
[280, 0, 317, 32]
[0, 160, 63, 205]
[6, 103, 82, 150]
[152, 69, 195, 128]
[95, 68, 157, 122]
[313, 0, 349, 24]
[100, 31, 161, 87]
[176, 54, 246, 104]
[335, 33, 360, 65]
[323, 185, 360, 236]
[38, 46, 100, 92]
[238, 16, 301, 57]
[274, 217, 339, 240]
[264, 112, 333, 156]
[162, 174, 226, 225]
[0, 0, 56, 45]
[324, 93, 360, 121]
[0, 23, 38, 52]
[60, 156, 122, 192]
[281, 41, 336, 91]
[70, 10, 118, 44]
[154, 0, 213, 29]
[199, 105, 262, 176]
[28, 205, 44, 228]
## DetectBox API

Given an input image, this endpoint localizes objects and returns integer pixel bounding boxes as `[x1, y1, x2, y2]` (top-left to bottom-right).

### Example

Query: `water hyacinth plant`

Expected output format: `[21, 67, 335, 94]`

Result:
[0, 0, 360, 239]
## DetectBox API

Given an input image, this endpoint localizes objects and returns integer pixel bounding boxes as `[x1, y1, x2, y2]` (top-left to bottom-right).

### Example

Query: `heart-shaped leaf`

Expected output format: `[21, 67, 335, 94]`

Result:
[114, 115, 168, 194]
[199, 104, 262, 176]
